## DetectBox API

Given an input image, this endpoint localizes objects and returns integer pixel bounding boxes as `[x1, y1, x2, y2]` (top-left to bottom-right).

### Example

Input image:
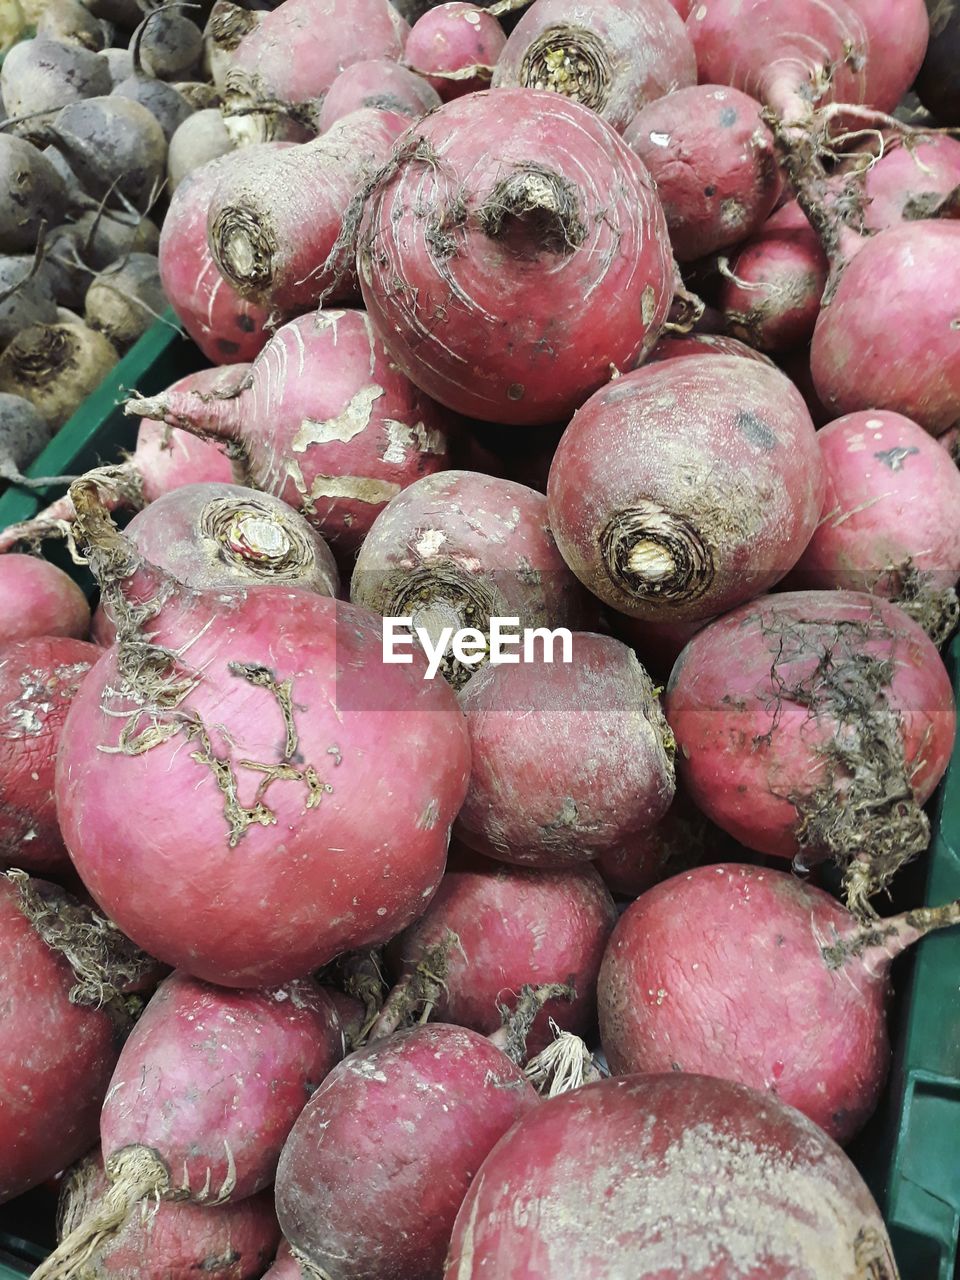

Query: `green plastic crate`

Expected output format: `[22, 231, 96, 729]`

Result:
[0, 315, 958, 1279]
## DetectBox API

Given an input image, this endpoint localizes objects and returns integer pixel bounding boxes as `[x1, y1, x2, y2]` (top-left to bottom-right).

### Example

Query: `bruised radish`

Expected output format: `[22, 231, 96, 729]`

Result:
[126, 310, 451, 555]
[387, 854, 616, 1052]
[35, 970, 344, 1280]
[862, 136, 960, 230]
[624, 84, 780, 261]
[546, 356, 824, 622]
[791, 410, 960, 643]
[0, 136, 68, 253]
[0, 870, 154, 1205]
[207, 108, 407, 312]
[405, 3, 505, 100]
[276, 1024, 538, 1280]
[159, 149, 274, 364]
[454, 633, 675, 865]
[444, 1072, 899, 1278]
[355, 89, 674, 425]
[56, 1151, 281, 1280]
[665, 590, 956, 913]
[0, 635, 99, 873]
[0, 554, 90, 642]
[350, 470, 593, 686]
[493, 0, 695, 132]
[319, 59, 440, 129]
[600, 864, 960, 1145]
[84, 254, 167, 353]
[0, 321, 117, 431]
[54, 476, 470, 985]
[594, 789, 725, 897]
[0, 37, 112, 129]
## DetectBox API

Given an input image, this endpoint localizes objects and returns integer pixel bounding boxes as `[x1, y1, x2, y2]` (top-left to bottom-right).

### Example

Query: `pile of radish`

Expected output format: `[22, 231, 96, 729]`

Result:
[2, 0, 960, 1276]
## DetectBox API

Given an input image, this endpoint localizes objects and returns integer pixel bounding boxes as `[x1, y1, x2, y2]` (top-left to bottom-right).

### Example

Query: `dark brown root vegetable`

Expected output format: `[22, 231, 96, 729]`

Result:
[48, 96, 167, 212]
[37, 0, 108, 50]
[131, 7, 204, 81]
[111, 74, 193, 141]
[0, 322, 117, 431]
[84, 253, 167, 352]
[0, 37, 112, 131]
[0, 256, 59, 347]
[0, 135, 68, 253]
[71, 208, 161, 270]
[167, 107, 235, 189]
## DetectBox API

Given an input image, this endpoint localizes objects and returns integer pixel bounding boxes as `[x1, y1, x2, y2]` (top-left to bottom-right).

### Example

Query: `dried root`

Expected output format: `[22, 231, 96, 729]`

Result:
[523, 1021, 605, 1097]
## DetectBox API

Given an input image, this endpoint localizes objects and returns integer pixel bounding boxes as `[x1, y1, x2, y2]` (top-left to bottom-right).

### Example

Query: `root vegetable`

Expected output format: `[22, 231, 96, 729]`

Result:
[131, 8, 203, 81]
[546, 356, 824, 622]
[0, 392, 59, 487]
[126, 310, 452, 554]
[0, 136, 68, 253]
[444, 1072, 899, 1278]
[665, 590, 956, 913]
[167, 108, 236, 190]
[319, 58, 440, 130]
[276, 1024, 538, 1280]
[57, 1151, 281, 1280]
[647, 331, 774, 365]
[36, 0, 107, 50]
[0, 37, 112, 130]
[862, 136, 960, 230]
[356, 88, 674, 425]
[203, 0, 264, 91]
[48, 96, 167, 212]
[71, 209, 161, 271]
[0, 870, 153, 1205]
[405, 3, 506, 100]
[35, 970, 344, 1280]
[111, 74, 193, 141]
[599, 863, 960, 1144]
[100, 47, 135, 86]
[454, 633, 675, 865]
[0, 635, 99, 873]
[207, 107, 408, 311]
[0, 321, 117, 431]
[54, 476, 471, 986]
[0, 554, 90, 641]
[624, 84, 780, 261]
[350, 469, 593, 686]
[0, 256, 59, 348]
[492, 0, 695, 132]
[84, 253, 167, 353]
[388, 855, 616, 1052]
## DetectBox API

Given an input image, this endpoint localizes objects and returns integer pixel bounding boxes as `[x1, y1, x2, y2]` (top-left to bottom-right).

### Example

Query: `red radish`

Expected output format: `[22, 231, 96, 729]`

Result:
[318, 59, 441, 130]
[207, 109, 408, 312]
[791, 410, 960, 643]
[91, 483, 340, 646]
[842, 0, 930, 114]
[862, 136, 960, 231]
[355, 89, 675, 425]
[599, 864, 960, 1145]
[0, 555, 90, 643]
[718, 200, 828, 353]
[387, 853, 617, 1052]
[276, 1024, 538, 1280]
[56, 1151, 281, 1280]
[546, 356, 824, 622]
[665, 590, 956, 913]
[454, 633, 675, 865]
[350, 470, 594, 687]
[54, 476, 471, 986]
[624, 84, 781, 261]
[0, 870, 153, 1206]
[405, 3, 506, 100]
[646, 331, 774, 366]
[35, 970, 344, 1280]
[159, 151, 275, 365]
[125, 311, 451, 556]
[444, 1072, 899, 1278]
[226, 0, 408, 119]
[0, 635, 100, 873]
[594, 789, 726, 897]
[493, 0, 696, 133]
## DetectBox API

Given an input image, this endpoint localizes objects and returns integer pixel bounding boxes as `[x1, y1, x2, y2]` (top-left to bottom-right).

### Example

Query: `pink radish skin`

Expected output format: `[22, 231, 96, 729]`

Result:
[126, 311, 451, 556]
[276, 1024, 538, 1280]
[356, 89, 675, 425]
[599, 864, 960, 1144]
[665, 590, 956, 912]
[208, 108, 408, 311]
[454, 633, 675, 866]
[159, 151, 275, 365]
[594, 790, 727, 897]
[810, 222, 960, 436]
[57, 1152, 281, 1280]
[546, 356, 824, 623]
[55, 480, 471, 987]
[318, 59, 440, 129]
[493, 0, 696, 133]
[862, 136, 960, 232]
[405, 3, 506, 100]
[444, 1073, 898, 1278]
[624, 85, 781, 261]
[0, 555, 90, 642]
[842, 0, 929, 113]
[0, 636, 100, 873]
[718, 201, 828, 353]
[0, 873, 142, 1206]
[646, 331, 774, 366]
[350, 470, 594, 687]
[388, 854, 617, 1053]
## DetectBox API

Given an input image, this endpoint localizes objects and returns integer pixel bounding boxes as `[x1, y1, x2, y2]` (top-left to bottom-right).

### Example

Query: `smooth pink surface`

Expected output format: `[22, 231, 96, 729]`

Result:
[132, 367, 243, 502]
[318, 58, 440, 128]
[406, 3, 506, 99]
[646, 332, 773, 366]
[0, 556, 90, 644]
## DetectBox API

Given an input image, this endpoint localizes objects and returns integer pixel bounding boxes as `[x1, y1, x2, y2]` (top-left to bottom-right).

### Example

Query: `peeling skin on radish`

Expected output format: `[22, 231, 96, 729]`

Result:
[405, 3, 505, 101]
